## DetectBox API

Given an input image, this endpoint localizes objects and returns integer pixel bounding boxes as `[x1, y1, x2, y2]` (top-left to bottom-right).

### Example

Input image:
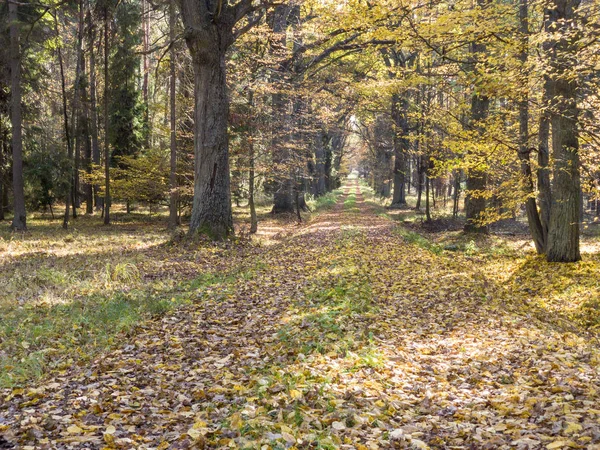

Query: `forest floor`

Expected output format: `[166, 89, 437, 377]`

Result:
[1, 180, 600, 449]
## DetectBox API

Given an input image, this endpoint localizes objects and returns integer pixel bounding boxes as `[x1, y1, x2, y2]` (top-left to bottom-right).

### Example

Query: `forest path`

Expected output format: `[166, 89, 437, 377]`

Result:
[2, 180, 600, 449]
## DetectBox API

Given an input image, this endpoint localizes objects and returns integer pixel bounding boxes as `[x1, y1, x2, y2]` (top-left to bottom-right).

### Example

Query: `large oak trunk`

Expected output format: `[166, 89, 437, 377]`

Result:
[186, 41, 233, 238]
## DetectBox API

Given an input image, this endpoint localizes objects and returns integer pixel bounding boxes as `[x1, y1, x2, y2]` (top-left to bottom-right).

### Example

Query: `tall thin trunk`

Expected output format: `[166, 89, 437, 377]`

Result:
[537, 23, 552, 241]
[0, 127, 5, 221]
[425, 172, 431, 222]
[416, 157, 424, 210]
[517, 0, 545, 253]
[391, 93, 408, 207]
[249, 127, 257, 234]
[55, 14, 73, 230]
[168, 0, 178, 229]
[72, 0, 85, 215]
[9, 1, 26, 231]
[452, 170, 461, 219]
[87, 7, 102, 212]
[142, 0, 150, 148]
[103, 6, 111, 225]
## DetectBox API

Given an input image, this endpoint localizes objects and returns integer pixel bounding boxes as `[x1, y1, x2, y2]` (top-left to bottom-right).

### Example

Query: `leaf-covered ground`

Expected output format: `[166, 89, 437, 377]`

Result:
[1, 180, 600, 449]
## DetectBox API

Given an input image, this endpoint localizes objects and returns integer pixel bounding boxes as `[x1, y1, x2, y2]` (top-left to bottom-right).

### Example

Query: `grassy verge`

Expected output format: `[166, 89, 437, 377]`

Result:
[0, 271, 242, 388]
[308, 189, 342, 211]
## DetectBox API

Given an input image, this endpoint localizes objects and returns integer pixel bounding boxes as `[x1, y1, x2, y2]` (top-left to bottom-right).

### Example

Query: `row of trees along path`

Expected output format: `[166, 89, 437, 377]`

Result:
[1, 180, 600, 449]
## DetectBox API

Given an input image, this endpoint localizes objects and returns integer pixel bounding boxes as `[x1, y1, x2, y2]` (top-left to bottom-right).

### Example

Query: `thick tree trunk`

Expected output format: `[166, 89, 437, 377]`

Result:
[464, 12, 489, 233]
[168, 0, 178, 229]
[9, 1, 26, 231]
[464, 77, 489, 233]
[186, 46, 232, 238]
[545, 0, 581, 262]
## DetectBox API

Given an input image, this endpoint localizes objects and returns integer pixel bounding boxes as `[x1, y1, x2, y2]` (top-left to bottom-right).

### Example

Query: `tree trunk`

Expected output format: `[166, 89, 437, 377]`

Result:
[452, 170, 461, 219]
[464, 9, 489, 234]
[425, 172, 431, 222]
[168, 0, 178, 229]
[313, 131, 326, 197]
[545, 0, 581, 262]
[55, 13, 73, 230]
[185, 42, 232, 238]
[390, 94, 408, 207]
[103, 6, 111, 225]
[9, 1, 26, 231]
[517, 0, 546, 254]
[0, 128, 5, 221]
[464, 86, 489, 233]
[87, 7, 102, 212]
[142, 0, 150, 148]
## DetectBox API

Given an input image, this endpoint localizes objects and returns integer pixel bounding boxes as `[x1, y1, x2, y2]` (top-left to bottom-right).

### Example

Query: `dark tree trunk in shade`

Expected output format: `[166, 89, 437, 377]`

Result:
[168, 0, 179, 229]
[0, 130, 5, 221]
[313, 131, 326, 197]
[9, 1, 26, 231]
[103, 6, 111, 225]
[248, 92, 258, 234]
[390, 94, 409, 207]
[55, 13, 73, 230]
[87, 7, 102, 212]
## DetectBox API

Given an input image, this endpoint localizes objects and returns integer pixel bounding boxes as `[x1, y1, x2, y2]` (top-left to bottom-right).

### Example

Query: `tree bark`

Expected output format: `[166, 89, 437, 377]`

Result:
[184, 32, 232, 238]
[464, 36, 489, 233]
[516, 0, 545, 253]
[103, 6, 111, 225]
[0, 127, 5, 221]
[390, 94, 409, 207]
[168, 0, 179, 229]
[55, 13, 73, 230]
[9, 1, 26, 231]
[87, 7, 102, 212]
[545, 0, 581, 262]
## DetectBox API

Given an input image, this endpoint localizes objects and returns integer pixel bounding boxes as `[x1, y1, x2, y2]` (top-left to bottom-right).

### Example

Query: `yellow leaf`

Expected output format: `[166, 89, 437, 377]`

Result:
[289, 389, 302, 399]
[104, 425, 116, 435]
[547, 441, 569, 449]
[564, 422, 582, 434]
[66, 425, 83, 434]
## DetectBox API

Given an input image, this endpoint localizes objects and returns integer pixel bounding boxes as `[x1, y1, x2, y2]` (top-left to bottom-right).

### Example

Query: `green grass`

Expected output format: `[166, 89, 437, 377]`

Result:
[394, 226, 444, 255]
[309, 190, 342, 211]
[0, 271, 238, 388]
